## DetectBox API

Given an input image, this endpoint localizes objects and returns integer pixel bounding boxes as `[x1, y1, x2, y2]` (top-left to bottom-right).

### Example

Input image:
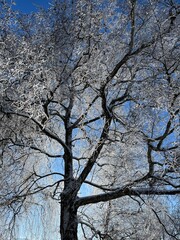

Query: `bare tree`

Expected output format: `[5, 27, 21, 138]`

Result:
[0, 0, 180, 239]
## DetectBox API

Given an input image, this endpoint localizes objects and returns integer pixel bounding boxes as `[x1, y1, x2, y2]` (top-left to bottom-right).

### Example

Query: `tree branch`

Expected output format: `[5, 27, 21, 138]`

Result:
[76, 187, 180, 207]
[0, 108, 71, 154]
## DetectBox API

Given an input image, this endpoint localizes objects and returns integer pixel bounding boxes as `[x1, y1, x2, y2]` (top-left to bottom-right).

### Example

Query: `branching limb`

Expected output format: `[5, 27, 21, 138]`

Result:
[76, 187, 180, 207]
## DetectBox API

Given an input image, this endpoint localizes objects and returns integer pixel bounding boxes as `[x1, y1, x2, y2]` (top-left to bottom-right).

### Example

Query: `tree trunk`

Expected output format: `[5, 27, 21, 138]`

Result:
[60, 193, 78, 240]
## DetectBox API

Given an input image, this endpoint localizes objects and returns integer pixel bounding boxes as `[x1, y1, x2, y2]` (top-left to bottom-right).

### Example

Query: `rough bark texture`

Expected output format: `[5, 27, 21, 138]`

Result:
[60, 193, 78, 240]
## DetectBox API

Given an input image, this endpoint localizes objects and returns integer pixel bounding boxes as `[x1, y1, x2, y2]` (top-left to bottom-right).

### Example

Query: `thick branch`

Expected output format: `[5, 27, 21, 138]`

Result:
[77, 118, 111, 186]
[77, 89, 112, 186]
[76, 187, 180, 206]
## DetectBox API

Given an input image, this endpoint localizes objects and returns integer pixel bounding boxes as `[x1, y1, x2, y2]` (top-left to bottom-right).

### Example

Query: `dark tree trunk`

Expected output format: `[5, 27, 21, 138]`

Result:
[60, 192, 78, 240]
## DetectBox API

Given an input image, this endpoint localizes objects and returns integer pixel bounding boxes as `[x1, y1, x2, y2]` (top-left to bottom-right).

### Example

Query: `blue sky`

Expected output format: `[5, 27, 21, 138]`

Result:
[12, 0, 50, 13]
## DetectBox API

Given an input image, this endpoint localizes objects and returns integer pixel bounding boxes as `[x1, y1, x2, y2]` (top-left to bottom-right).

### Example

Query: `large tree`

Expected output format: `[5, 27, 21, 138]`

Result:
[0, 0, 180, 239]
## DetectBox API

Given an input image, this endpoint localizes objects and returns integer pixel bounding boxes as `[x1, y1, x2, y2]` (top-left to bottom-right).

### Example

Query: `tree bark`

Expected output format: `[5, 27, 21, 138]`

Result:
[60, 193, 78, 240]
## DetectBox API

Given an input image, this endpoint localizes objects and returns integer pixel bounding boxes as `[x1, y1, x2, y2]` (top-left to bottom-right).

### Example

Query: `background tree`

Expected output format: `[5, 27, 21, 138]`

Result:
[0, 0, 179, 239]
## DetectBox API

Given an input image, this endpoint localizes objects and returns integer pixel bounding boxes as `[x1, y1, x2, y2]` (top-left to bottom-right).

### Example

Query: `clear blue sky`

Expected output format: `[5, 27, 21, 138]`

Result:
[13, 0, 51, 13]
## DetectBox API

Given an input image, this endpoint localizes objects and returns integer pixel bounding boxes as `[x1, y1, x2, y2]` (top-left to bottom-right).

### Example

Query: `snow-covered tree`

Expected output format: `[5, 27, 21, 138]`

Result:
[0, 0, 179, 239]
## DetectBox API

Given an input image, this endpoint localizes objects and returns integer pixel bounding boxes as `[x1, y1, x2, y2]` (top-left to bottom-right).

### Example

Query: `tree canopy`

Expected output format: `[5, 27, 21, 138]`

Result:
[0, 0, 179, 239]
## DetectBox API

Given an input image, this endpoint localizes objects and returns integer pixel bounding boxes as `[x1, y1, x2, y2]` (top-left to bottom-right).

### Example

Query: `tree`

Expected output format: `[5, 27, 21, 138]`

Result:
[0, 0, 180, 239]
